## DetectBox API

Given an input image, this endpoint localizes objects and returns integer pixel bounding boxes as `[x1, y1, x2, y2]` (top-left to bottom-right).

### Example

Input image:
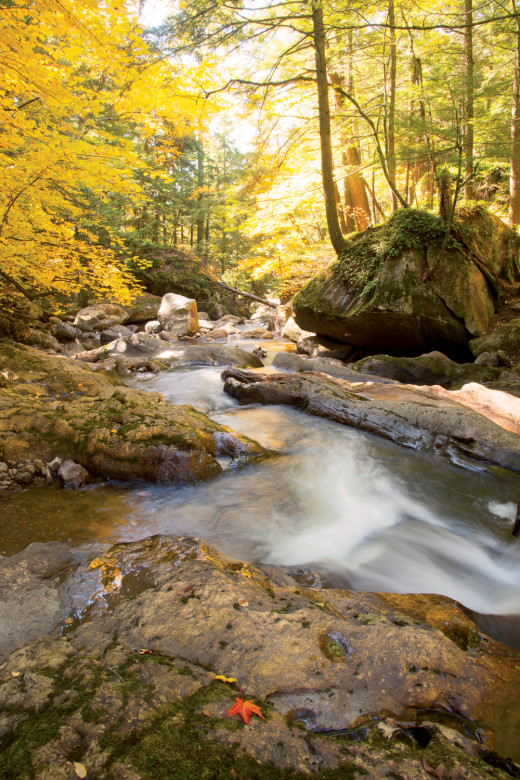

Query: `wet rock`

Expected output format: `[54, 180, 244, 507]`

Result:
[74, 304, 129, 332]
[239, 328, 274, 339]
[252, 346, 267, 359]
[74, 337, 263, 370]
[158, 293, 199, 337]
[66, 537, 520, 753]
[0, 543, 75, 660]
[144, 319, 162, 334]
[57, 460, 89, 488]
[222, 368, 520, 474]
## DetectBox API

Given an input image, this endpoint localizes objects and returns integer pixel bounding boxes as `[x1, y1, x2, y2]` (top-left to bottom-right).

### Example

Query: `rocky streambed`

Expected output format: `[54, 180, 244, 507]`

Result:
[1, 305, 520, 778]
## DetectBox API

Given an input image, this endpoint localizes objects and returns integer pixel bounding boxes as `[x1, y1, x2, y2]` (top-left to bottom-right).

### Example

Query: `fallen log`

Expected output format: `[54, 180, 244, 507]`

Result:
[220, 368, 520, 476]
[214, 280, 277, 308]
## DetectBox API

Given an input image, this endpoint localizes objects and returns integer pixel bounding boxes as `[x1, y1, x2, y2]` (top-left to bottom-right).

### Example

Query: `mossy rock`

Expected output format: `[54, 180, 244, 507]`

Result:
[0, 342, 271, 482]
[293, 208, 520, 358]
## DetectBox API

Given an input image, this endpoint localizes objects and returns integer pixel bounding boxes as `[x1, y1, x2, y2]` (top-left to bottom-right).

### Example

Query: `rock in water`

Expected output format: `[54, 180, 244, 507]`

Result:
[57, 460, 89, 488]
[158, 293, 199, 336]
[293, 207, 520, 358]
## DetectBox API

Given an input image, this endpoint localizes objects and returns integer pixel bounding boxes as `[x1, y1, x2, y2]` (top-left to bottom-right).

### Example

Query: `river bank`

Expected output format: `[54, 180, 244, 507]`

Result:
[1, 303, 520, 778]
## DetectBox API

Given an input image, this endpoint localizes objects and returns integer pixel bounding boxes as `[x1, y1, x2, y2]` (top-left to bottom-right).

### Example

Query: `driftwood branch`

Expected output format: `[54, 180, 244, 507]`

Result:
[214, 280, 278, 308]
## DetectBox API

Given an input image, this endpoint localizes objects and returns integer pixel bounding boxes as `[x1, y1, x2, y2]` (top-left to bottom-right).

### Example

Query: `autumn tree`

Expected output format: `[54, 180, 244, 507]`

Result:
[0, 0, 202, 309]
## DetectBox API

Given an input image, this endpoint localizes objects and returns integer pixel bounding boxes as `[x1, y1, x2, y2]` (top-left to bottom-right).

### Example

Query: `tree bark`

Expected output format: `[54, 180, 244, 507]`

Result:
[215, 280, 277, 307]
[510, 0, 520, 227]
[464, 0, 475, 199]
[196, 135, 205, 252]
[438, 168, 453, 224]
[330, 48, 372, 231]
[311, 0, 346, 256]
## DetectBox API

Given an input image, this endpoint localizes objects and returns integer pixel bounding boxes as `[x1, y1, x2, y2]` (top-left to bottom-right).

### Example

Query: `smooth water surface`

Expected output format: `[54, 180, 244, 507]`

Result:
[2, 361, 520, 616]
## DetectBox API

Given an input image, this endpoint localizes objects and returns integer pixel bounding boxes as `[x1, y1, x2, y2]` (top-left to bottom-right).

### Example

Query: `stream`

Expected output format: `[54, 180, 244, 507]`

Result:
[2, 331, 520, 627]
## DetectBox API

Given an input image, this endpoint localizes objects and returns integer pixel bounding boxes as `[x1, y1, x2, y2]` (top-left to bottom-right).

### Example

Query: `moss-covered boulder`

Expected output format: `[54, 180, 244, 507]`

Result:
[293, 207, 520, 358]
[0, 342, 269, 483]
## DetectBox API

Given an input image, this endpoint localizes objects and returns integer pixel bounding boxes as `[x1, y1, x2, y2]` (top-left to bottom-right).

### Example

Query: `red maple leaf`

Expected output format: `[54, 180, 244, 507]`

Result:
[226, 696, 265, 725]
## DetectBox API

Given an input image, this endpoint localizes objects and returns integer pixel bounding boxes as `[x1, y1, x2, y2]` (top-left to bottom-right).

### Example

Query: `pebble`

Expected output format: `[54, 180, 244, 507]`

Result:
[0, 456, 82, 493]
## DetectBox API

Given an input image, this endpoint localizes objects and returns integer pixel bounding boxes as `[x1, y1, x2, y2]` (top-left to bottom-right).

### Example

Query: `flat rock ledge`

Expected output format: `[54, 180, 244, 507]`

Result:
[221, 368, 520, 475]
[0, 341, 269, 484]
[1, 535, 519, 779]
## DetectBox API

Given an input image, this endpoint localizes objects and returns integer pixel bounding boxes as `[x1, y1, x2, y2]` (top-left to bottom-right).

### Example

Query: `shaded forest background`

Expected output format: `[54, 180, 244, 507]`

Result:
[2, 0, 520, 320]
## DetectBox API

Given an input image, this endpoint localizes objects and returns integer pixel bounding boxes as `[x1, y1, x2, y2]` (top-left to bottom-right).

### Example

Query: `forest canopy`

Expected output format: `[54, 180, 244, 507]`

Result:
[1, 0, 520, 312]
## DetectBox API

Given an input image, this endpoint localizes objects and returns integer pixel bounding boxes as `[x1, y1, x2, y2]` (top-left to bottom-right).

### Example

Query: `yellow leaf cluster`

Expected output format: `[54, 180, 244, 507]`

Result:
[0, 0, 202, 308]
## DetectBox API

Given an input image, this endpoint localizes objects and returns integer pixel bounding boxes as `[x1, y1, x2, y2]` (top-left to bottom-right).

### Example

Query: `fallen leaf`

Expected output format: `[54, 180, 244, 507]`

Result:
[73, 762, 87, 778]
[237, 599, 249, 607]
[110, 429, 117, 433]
[422, 757, 445, 779]
[184, 585, 194, 593]
[377, 721, 401, 740]
[227, 696, 265, 725]
[213, 675, 236, 684]
[137, 649, 154, 655]
[201, 707, 212, 717]
[11, 671, 21, 677]
[64, 617, 74, 625]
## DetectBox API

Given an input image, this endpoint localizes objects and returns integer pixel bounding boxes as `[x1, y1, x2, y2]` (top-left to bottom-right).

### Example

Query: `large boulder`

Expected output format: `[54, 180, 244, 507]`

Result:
[124, 293, 162, 323]
[470, 318, 520, 362]
[293, 208, 520, 358]
[74, 303, 129, 332]
[158, 293, 199, 336]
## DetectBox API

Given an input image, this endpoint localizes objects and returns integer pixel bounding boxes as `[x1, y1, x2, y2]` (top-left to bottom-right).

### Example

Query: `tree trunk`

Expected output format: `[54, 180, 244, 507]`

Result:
[387, 0, 398, 211]
[464, 0, 474, 200]
[408, 55, 429, 206]
[438, 168, 453, 224]
[196, 136, 205, 252]
[330, 34, 372, 231]
[510, 0, 520, 227]
[311, 0, 346, 256]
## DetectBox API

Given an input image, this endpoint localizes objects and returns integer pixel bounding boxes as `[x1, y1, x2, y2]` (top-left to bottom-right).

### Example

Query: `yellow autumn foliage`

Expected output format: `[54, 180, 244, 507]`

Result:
[0, 0, 203, 308]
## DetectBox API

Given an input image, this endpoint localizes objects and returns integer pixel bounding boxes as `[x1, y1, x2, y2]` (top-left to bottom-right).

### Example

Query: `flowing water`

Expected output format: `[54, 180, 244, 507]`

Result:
[2, 340, 520, 621]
